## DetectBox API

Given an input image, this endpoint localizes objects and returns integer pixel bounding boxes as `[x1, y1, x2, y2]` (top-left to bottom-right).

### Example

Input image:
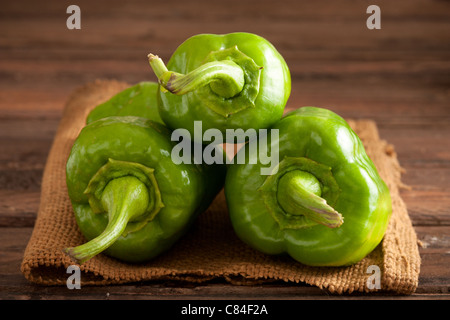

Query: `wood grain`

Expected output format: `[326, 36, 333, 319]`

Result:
[0, 0, 449, 299]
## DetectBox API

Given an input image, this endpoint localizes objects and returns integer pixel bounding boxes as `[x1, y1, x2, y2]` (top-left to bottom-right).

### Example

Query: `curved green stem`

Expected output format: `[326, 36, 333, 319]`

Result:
[277, 170, 343, 228]
[65, 176, 150, 264]
[148, 53, 245, 98]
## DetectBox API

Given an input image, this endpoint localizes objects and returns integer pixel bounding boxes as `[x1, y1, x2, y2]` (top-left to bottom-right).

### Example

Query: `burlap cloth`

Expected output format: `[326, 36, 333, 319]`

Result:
[21, 79, 421, 295]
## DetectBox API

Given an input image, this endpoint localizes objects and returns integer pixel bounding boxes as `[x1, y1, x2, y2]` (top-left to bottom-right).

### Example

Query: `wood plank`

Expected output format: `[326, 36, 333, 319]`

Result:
[0, 169, 43, 192]
[1, 224, 449, 298]
[416, 226, 450, 294]
[0, 119, 58, 140]
[0, 138, 52, 166]
[1, 1, 448, 50]
[0, 190, 39, 227]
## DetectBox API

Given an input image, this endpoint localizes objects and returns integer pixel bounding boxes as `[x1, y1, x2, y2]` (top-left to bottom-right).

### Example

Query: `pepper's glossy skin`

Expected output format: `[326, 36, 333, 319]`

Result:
[66, 117, 226, 262]
[86, 82, 163, 125]
[157, 32, 291, 143]
[224, 107, 392, 266]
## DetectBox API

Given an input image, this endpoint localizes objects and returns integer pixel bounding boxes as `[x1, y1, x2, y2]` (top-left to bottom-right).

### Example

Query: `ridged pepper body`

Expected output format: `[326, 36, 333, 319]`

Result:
[225, 107, 392, 266]
[149, 32, 291, 143]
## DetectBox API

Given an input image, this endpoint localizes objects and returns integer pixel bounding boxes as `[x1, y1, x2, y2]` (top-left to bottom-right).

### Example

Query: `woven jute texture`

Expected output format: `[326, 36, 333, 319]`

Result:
[21, 79, 421, 294]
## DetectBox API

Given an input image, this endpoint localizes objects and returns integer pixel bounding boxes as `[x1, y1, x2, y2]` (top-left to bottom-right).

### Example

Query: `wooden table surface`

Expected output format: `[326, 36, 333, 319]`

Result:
[1, 0, 449, 300]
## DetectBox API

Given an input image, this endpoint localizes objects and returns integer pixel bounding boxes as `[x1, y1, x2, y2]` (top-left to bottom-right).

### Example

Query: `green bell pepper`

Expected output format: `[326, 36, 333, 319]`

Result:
[224, 107, 392, 266]
[64, 116, 226, 264]
[147, 32, 291, 143]
[86, 81, 163, 125]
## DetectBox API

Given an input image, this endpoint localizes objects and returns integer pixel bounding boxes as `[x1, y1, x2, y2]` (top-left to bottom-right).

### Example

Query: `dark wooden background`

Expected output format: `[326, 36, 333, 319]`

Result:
[1, 0, 449, 299]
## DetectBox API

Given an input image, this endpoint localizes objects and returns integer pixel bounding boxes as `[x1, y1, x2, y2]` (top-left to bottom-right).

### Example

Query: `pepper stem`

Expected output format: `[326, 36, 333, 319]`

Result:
[277, 170, 343, 228]
[148, 53, 245, 98]
[65, 176, 150, 264]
